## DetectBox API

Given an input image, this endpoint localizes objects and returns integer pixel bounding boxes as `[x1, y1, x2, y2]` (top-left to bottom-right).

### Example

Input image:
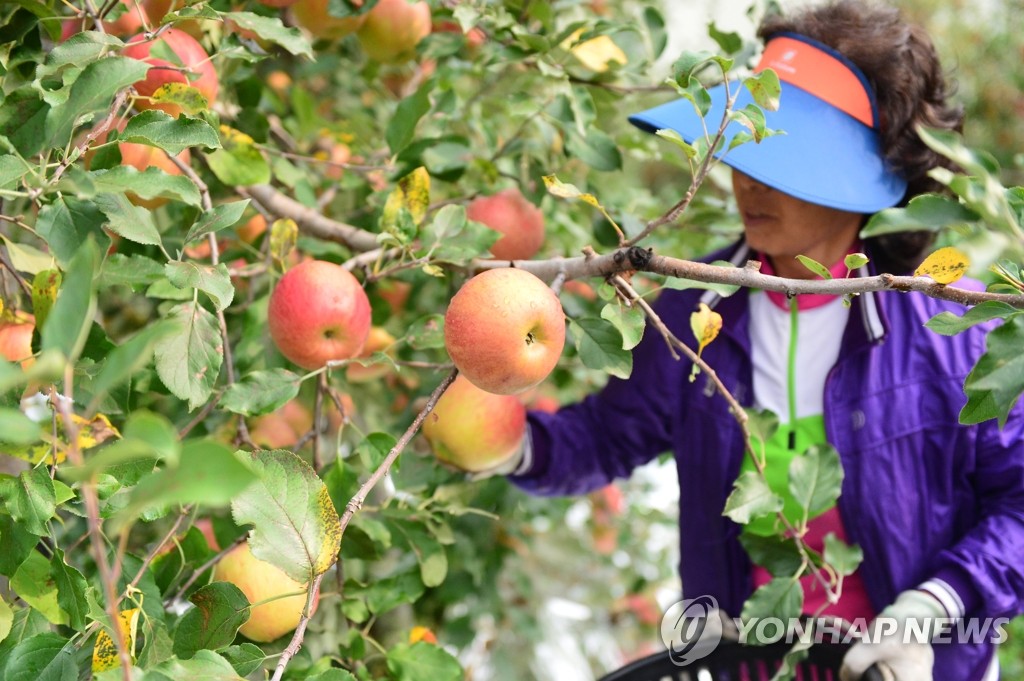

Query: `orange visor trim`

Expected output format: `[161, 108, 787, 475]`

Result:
[755, 35, 876, 129]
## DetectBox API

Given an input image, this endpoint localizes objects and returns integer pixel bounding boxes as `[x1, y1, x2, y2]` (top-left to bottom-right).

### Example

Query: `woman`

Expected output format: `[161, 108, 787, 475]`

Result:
[465, 1, 1023, 679]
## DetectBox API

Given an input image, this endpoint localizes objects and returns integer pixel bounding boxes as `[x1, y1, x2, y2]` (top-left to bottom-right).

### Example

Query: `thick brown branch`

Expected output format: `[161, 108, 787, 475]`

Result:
[242, 185, 380, 252]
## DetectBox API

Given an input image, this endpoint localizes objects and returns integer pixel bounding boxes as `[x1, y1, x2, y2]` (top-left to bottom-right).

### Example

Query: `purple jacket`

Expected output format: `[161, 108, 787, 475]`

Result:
[512, 243, 1024, 680]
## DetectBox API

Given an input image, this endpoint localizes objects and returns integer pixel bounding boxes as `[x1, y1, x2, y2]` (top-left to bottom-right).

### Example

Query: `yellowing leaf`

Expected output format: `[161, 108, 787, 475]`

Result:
[543, 175, 624, 241]
[409, 625, 438, 644]
[150, 82, 209, 115]
[31, 269, 62, 332]
[690, 302, 722, 356]
[219, 124, 255, 148]
[91, 608, 140, 673]
[383, 167, 430, 228]
[2, 412, 120, 465]
[915, 246, 970, 284]
[562, 30, 627, 72]
[270, 218, 298, 270]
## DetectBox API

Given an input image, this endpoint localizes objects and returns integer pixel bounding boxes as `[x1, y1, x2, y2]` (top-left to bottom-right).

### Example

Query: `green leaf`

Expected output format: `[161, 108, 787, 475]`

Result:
[355, 432, 397, 472]
[164, 262, 235, 312]
[231, 449, 342, 582]
[3, 633, 76, 681]
[745, 408, 780, 446]
[642, 7, 667, 58]
[722, 470, 783, 525]
[662, 261, 741, 297]
[0, 514, 37, 577]
[354, 570, 424, 615]
[49, 549, 88, 631]
[94, 192, 162, 248]
[823, 532, 863, 577]
[794, 255, 832, 280]
[0, 91, 49, 158]
[599, 302, 645, 350]
[308, 670, 358, 681]
[387, 642, 462, 681]
[0, 154, 29, 190]
[90, 166, 202, 207]
[962, 315, 1024, 426]
[1, 236, 53, 275]
[35, 197, 106, 268]
[744, 69, 781, 111]
[2, 466, 57, 536]
[184, 200, 251, 245]
[10, 553, 64, 626]
[116, 441, 257, 530]
[389, 519, 447, 588]
[654, 128, 696, 159]
[45, 56, 150, 150]
[568, 317, 633, 379]
[40, 31, 123, 75]
[141, 649, 246, 681]
[221, 11, 314, 58]
[406, 314, 445, 350]
[0, 596, 12, 645]
[206, 127, 270, 187]
[565, 128, 622, 171]
[387, 81, 434, 155]
[98, 254, 166, 290]
[741, 576, 803, 623]
[671, 50, 732, 86]
[89, 323, 178, 406]
[0, 408, 41, 445]
[844, 252, 870, 271]
[154, 302, 224, 410]
[220, 369, 301, 417]
[739, 532, 802, 578]
[172, 582, 251, 659]
[925, 301, 1019, 336]
[121, 110, 220, 155]
[707, 21, 742, 54]
[861, 194, 980, 237]
[788, 445, 843, 520]
[220, 643, 266, 677]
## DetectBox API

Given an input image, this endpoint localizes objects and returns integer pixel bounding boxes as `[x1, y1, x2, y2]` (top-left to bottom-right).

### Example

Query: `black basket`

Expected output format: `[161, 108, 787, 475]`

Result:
[597, 639, 876, 681]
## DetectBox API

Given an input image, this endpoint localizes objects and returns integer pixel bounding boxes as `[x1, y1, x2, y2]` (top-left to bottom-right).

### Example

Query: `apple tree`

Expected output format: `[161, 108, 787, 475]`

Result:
[0, 0, 1022, 680]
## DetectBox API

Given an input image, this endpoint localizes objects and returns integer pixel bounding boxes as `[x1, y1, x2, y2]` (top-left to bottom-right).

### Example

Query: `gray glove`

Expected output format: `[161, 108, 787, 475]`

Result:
[840, 590, 946, 681]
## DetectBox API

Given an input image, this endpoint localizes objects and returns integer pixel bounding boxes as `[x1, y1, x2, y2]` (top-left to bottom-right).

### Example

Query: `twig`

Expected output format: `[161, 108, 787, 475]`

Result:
[269, 573, 324, 681]
[30, 90, 130, 201]
[611, 276, 836, 600]
[313, 373, 327, 473]
[49, 383, 134, 680]
[0, 243, 32, 298]
[268, 370, 458, 681]
[241, 185, 380, 252]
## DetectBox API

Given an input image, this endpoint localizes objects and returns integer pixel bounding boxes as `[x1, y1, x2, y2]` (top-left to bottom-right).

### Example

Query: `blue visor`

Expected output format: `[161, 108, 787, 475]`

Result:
[628, 36, 907, 213]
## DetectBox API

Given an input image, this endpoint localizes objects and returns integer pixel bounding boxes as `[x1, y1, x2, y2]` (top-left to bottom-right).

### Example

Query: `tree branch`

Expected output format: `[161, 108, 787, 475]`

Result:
[242, 185, 381, 252]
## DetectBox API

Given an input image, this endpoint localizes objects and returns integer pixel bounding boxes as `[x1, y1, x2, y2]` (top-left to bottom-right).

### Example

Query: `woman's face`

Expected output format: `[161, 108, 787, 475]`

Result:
[731, 169, 865, 279]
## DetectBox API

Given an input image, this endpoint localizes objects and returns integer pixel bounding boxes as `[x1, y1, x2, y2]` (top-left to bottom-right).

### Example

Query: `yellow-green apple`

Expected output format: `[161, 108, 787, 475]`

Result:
[268, 260, 372, 370]
[212, 541, 318, 643]
[356, 0, 431, 64]
[422, 374, 526, 472]
[466, 188, 546, 261]
[0, 313, 35, 369]
[346, 326, 396, 383]
[291, 0, 367, 40]
[123, 28, 219, 117]
[444, 268, 565, 395]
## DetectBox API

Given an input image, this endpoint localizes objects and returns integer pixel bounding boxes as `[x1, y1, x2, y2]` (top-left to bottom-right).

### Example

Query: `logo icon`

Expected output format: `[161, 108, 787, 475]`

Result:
[660, 595, 723, 666]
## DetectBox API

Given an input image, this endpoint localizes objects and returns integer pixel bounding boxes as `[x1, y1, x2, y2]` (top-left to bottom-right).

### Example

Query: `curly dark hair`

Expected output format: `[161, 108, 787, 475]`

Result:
[759, 0, 964, 272]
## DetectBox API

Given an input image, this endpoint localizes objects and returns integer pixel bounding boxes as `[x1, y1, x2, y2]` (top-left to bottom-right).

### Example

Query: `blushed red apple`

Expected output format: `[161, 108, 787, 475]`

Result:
[356, 0, 431, 64]
[422, 374, 526, 472]
[444, 268, 565, 395]
[123, 28, 219, 117]
[0, 313, 35, 369]
[466, 188, 546, 261]
[268, 260, 371, 370]
[212, 541, 318, 643]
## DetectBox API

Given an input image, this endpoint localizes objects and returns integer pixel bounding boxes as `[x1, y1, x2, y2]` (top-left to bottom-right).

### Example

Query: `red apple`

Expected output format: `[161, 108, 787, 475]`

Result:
[212, 541, 319, 643]
[422, 374, 526, 472]
[123, 28, 219, 117]
[444, 268, 565, 395]
[356, 0, 431, 64]
[0, 313, 35, 369]
[291, 0, 367, 40]
[466, 188, 546, 261]
[268, 260, 372, 370]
